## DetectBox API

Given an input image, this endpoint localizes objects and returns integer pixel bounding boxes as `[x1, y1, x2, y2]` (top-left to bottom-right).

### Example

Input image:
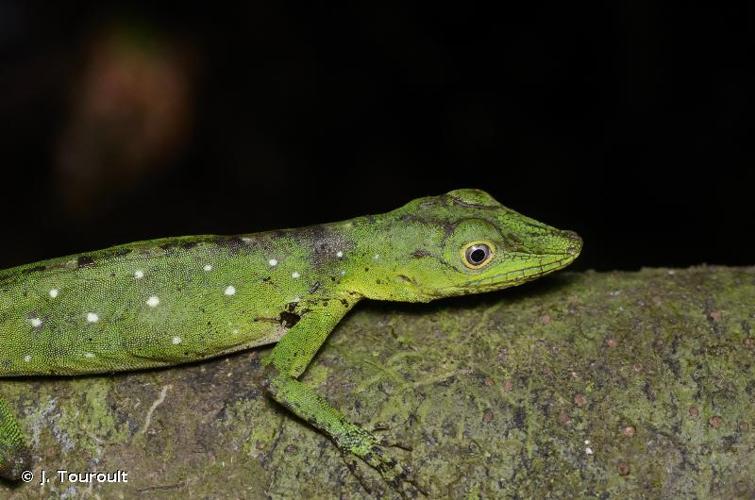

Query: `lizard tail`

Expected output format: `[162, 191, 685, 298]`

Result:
[0, 397, 31, 482]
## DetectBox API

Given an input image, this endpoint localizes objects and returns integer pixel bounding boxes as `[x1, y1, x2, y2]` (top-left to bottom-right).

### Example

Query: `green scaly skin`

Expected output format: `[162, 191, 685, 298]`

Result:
[0, 189, 581, 491]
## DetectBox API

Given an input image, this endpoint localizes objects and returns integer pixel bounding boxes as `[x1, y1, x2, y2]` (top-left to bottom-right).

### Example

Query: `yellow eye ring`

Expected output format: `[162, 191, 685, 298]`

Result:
[461, 241, 495, 269]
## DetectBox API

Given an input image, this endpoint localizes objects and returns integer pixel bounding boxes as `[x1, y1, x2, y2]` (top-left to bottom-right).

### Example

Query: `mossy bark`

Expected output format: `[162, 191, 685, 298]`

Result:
[2, 266, 753, 499]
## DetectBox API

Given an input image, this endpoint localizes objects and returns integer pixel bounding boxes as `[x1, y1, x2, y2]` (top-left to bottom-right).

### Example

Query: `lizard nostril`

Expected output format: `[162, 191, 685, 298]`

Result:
[562, 231, 583, 256]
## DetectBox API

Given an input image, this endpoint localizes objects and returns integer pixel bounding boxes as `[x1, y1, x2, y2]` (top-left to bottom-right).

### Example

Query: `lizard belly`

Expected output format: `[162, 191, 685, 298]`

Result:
[0, 299, 287, 376]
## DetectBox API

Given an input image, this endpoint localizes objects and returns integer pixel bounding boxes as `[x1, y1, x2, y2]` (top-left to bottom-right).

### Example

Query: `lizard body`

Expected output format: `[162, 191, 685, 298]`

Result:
[0, 188, 581, 489]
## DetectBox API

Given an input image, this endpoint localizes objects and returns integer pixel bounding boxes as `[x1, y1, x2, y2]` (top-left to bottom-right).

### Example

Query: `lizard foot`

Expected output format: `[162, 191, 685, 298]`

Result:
[343, 449, 427, 499]
[338, 426, 426, 498]
[365, 443, 426, 498]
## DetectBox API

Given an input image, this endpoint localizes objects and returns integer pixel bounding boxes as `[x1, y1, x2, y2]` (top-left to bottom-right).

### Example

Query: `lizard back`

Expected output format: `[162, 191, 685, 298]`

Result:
[0, 227, 352, 376]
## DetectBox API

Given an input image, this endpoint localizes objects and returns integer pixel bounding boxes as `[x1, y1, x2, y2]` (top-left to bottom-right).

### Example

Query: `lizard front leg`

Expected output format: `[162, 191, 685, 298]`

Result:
[0, 397, 31, 482]
[262, 300, 420, 495]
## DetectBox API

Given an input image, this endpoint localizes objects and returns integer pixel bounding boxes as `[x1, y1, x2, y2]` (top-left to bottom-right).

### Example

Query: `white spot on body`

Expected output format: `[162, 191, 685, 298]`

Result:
[134, 270, 145, 279]
[340, 270, 346, 276]
[268, 258, 278, 267]
[224, 285, 236, 296]
[291, 271, 300, 279]
[146, 296, 160, 307]
[23, 355, 31, 363]
[336, 251, 343, 258]
[172, 336, 182, 345]
[29, 318, 43, 328]
[373, 254, 380, 260]
[86, 312, 99, 323]
[49, 288, 59, 298]
[84, 352, 95, 359]
[203, 264, 213, 272]
[291, 296, 301, 303]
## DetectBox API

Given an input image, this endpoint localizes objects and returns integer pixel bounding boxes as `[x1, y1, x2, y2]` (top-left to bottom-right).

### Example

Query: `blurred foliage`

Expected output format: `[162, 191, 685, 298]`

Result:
[55, 25, 196, 219]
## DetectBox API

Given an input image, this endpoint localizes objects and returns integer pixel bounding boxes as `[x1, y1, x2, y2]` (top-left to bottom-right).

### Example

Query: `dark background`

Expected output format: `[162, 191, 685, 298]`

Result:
[0, 3, 752, 272]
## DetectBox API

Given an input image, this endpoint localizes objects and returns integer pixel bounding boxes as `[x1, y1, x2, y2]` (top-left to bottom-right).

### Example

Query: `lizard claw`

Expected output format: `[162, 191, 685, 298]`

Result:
[369, 423, 414, 452]
[362, 444, 427, 498]
[338, 426, 427, 498]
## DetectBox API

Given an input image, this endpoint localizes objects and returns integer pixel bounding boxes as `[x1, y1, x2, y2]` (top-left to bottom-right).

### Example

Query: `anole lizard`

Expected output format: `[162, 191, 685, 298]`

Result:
[0, 188, 581, 490]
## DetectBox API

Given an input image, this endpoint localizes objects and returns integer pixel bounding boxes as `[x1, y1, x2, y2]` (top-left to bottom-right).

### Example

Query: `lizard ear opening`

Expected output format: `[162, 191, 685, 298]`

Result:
[461, 241, 495, 269]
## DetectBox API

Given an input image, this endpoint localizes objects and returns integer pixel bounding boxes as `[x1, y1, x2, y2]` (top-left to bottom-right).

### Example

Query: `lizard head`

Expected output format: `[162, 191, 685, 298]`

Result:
[347, 188, 582, 302]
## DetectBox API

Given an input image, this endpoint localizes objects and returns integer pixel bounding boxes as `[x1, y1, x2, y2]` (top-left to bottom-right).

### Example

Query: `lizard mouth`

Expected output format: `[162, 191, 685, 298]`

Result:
[476, 253, 578, 286]
[428, 251, 579, 298]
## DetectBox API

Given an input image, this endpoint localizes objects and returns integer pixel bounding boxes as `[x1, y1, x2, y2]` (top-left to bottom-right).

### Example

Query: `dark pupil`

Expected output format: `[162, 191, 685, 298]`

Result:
[470, 248, 486, 263]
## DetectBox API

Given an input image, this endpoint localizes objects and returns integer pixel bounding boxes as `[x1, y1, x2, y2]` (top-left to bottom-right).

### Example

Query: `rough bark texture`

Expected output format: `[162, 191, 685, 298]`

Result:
[1, 266, 753, 499]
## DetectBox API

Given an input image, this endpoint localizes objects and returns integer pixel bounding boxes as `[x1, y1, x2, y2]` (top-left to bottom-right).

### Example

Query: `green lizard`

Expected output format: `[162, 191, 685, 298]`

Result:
[0, 188, 581, 490]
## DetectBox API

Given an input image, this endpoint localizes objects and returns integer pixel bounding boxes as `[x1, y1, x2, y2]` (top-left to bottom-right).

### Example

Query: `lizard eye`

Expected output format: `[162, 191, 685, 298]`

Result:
[462, 242, 494, 269]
